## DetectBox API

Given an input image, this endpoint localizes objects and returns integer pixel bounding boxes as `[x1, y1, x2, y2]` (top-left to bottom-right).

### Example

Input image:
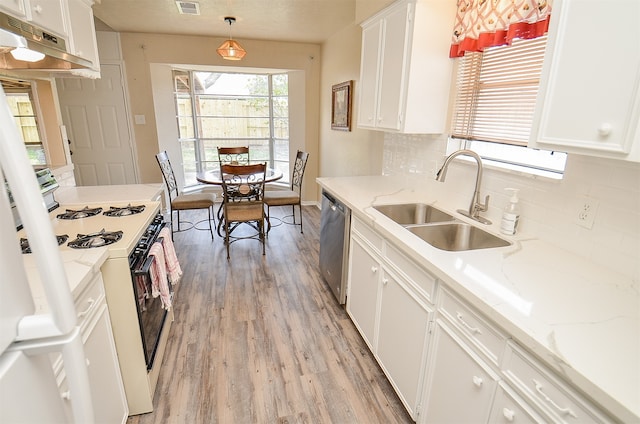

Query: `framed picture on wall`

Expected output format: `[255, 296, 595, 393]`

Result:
[331, 80, 353, 131]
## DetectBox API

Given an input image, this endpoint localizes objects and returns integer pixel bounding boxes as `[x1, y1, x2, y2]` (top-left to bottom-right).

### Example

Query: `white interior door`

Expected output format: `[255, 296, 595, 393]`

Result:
[56, 64, 137, 186]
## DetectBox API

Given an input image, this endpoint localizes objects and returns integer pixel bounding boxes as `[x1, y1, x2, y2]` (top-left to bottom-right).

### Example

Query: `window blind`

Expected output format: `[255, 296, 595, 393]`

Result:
[450, 36, 547, 147]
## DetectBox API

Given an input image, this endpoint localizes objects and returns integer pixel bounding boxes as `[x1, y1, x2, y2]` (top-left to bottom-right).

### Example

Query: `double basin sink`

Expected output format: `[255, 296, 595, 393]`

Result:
[372, 203, 511, 251]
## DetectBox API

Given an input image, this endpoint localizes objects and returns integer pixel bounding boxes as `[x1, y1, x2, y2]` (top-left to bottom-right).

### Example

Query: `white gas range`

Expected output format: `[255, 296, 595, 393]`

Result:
[18, 200, 173, 416]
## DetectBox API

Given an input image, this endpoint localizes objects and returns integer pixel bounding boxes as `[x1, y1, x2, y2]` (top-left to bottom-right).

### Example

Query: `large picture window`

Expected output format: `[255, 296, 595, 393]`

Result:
[173, 70, 289, 187]
[449, 36, 567, 178]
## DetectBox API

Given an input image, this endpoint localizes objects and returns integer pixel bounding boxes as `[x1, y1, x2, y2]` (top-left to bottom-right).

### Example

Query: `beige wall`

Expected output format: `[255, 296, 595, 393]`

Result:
[118, 33, 321, 201]
[318, 22, 384, 189]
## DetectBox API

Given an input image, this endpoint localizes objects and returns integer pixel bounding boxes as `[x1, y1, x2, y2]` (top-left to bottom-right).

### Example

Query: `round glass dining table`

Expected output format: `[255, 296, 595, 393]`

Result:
[196, 167, 284, 185]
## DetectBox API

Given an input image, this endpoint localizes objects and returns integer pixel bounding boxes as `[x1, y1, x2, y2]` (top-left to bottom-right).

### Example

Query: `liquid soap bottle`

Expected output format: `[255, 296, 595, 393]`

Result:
[500, 188, 520, 235]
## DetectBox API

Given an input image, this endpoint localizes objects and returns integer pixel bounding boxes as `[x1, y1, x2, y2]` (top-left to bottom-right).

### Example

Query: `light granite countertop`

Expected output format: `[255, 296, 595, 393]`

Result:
[55, 183, 164, 206]
[22, 248, 109, 314]
[317, 175, 639, 423]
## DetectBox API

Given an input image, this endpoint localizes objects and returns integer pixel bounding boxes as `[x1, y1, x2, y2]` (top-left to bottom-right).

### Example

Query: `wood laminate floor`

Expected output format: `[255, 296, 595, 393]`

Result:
[126, 205, 413, 424]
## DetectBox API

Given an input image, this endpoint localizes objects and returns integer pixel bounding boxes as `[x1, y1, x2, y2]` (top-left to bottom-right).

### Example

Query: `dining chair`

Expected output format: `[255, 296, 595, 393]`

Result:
[156, 151, 216, 239]
[217, 146, 250, 167]
[215, 146, 250, 223]
[220, 163, 267, 259]
[264, 150, 309, 234]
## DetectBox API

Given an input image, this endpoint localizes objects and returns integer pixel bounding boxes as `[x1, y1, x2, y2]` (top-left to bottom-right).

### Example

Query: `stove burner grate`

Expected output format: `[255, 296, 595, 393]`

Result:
[57, 206, 103, 220]
[20, 234, 69, 254]
[68, 229, 123, 249]
[103, 204, 146, 217]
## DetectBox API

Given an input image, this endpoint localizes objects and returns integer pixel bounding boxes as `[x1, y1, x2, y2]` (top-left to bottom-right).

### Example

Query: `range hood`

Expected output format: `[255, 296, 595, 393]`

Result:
[0, 11, 92, 71]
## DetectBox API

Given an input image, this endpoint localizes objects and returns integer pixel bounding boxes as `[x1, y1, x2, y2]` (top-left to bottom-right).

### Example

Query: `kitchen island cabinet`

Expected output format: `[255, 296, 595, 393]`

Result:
[317, 175, 638, 423]
[529, 0, 640, 162]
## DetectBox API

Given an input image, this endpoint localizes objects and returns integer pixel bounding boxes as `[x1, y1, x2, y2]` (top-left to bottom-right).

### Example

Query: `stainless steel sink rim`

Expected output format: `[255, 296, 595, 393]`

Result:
[406, 222, 511, 251]
[372, 203, 511, 251]
[372, 203, 456, 225]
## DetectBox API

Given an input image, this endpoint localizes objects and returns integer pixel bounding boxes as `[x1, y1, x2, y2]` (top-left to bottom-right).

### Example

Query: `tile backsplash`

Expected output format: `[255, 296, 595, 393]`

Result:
[383, 133, 640, 281]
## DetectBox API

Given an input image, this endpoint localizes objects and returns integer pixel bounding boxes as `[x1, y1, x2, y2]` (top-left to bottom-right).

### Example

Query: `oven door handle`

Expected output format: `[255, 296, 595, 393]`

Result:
[133, 255, 155, 276]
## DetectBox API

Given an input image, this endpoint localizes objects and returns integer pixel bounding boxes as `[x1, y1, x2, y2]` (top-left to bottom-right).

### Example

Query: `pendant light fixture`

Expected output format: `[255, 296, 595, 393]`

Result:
[216, 17, 246, 61]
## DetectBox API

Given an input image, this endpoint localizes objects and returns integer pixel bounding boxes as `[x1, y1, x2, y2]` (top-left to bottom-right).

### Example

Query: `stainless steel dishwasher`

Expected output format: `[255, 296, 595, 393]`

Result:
[319, 190, 351, 304]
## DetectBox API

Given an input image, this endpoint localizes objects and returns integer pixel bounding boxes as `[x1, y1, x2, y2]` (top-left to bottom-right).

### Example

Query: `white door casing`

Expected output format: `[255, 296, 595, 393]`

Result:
[56, 64, 138, 186]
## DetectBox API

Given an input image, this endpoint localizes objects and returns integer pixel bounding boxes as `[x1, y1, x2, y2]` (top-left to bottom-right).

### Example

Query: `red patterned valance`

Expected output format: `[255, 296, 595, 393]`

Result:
[450, 0, 552, 58]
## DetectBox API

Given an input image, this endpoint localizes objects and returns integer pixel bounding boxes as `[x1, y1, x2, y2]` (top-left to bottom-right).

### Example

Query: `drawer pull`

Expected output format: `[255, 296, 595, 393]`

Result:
[502, 408, 515, 422]
[383, 278, 389, 286]
[472, 375, 483, 388]
[371, 266, 378, 273]
[77, 297, 95, 318]
[457, 312, 482, 335]
[533, 379, 578, 418]
[61, 390, 71, 400]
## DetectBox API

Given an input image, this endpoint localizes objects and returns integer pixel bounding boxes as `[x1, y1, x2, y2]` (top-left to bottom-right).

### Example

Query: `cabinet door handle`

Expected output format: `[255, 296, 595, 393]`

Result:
[77, 297, 95, 318]
[61, 390, 71, 400]
[533, 379, 578, 418]
[502, 408, 515, 422]
[472, 375, 483, 388]
[370, 266, 378, 273]
[382, 278, 389, 286]
[597, 123, 612, 137]
[456, 312, 482, 335]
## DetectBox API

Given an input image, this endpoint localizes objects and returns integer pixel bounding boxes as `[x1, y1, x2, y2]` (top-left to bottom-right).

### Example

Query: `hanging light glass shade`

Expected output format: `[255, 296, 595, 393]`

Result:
[217, 17, 246, 61]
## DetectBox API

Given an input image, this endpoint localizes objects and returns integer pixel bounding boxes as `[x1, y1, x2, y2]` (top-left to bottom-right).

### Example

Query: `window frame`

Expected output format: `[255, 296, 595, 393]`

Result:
[448, 35, 566, 178]
[1, 78, 46, 166]
[172, 70, 290, 188]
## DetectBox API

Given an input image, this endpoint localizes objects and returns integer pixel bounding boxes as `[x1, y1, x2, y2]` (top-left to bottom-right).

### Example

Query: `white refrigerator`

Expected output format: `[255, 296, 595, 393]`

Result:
[0, 86, 94, 422]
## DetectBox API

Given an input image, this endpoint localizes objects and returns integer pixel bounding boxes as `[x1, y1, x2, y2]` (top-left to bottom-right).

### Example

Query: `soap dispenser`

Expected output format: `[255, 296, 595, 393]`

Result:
[500, 188, 520, 235]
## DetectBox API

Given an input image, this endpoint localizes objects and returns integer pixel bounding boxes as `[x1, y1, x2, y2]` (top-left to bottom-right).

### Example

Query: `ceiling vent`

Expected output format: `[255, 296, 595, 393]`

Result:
[176, 1, 200, 15]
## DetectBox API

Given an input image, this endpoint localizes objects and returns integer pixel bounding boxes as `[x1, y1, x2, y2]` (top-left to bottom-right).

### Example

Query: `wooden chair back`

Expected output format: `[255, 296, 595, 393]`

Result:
[217, 146, 250, 168]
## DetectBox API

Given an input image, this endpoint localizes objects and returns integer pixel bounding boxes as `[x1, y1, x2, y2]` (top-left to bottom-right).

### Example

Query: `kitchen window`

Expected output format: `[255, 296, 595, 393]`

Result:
[448, 35, 567, 179]
[1, 78, 46, 166]
[173, 70, 289, 187]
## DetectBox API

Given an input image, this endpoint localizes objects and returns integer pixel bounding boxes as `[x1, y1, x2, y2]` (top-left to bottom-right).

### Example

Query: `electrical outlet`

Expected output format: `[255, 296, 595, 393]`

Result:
[575, 196, 599, 229]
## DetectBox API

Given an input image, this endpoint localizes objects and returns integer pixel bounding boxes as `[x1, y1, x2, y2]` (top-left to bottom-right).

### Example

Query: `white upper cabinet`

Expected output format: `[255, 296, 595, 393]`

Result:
[357, 0, 456, 133]
[529, 0, 640, 162]
[27, 0, 67, 37]
[65, 0, 99, 70]
[0, 0, 26, 17]
[0, 0, 100, 74]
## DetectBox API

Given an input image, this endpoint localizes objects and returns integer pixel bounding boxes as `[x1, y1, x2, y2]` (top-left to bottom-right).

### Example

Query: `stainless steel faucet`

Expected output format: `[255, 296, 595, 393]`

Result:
[435, 149, 491, 225]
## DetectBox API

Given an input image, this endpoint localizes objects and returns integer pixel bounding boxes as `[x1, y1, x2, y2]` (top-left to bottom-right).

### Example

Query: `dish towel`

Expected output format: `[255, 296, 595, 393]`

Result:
[159, 227, 183, 284]
[148, 241, 172, 310]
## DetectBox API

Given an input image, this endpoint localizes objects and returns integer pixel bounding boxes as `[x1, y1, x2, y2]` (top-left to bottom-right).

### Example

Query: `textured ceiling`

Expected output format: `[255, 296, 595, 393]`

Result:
[92, 0, 360, 44]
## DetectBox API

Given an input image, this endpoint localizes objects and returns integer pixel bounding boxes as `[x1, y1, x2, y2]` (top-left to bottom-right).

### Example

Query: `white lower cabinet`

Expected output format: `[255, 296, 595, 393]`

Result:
[55, 273, 128, 423]
[82, 304, 128, 423]
[344, 214, 619, 423]
[346, 236, 380, 350]
[346, 217, 435, 420]
[489, 382, 546, 424]
[420, 319, 499, 423]
[502, 343, 613, 424]
[377, 268, 432, 418]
